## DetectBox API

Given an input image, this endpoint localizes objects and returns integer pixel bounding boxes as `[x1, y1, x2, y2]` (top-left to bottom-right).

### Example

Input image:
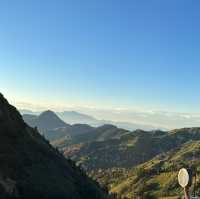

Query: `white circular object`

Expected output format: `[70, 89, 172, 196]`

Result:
[178, 168, 189, 188]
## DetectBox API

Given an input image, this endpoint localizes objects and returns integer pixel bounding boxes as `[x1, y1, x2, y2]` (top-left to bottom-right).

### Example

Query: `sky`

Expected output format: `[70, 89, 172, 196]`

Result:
[1, 0, 200, 129]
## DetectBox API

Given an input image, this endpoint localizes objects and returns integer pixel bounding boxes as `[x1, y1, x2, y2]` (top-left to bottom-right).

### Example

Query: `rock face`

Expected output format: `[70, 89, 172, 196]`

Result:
[0, 93, 108, 199]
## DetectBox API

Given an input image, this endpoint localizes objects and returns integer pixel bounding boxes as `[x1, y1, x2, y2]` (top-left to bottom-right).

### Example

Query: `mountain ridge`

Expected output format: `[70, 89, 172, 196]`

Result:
[21, 109, 164, 131]
[23, 111, 130, 143]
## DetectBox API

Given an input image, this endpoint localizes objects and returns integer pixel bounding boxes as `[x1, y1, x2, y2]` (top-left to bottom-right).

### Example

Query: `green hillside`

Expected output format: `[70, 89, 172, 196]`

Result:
[53, 127, 200, 198]
[59, 128, 200, 171]
[90, 139, 200, 199]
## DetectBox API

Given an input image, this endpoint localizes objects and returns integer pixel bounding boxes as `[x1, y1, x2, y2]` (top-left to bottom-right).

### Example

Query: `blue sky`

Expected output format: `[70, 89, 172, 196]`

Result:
[1, 0, 200, 121]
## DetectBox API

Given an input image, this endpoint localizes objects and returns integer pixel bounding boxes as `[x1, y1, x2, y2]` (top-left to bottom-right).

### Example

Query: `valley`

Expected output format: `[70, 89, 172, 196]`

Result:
[22, 107, 200, 198]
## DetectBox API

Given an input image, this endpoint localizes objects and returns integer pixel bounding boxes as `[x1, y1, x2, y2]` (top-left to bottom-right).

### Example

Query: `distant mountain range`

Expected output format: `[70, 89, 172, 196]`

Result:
[0, 93, 109, 199]
[22, 110, 129, 144]
[23, 111, 96, 141]
[23, 110, 69, 132]
[20, 109, 164, 131]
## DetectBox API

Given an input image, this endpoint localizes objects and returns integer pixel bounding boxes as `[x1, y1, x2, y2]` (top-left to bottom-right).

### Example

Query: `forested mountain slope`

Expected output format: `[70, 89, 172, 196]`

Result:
[0, 93, 109, 199]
